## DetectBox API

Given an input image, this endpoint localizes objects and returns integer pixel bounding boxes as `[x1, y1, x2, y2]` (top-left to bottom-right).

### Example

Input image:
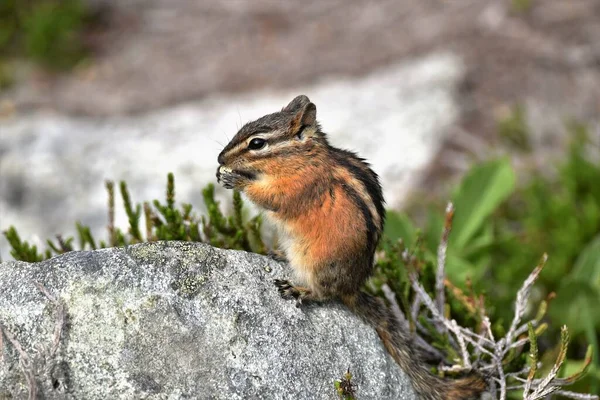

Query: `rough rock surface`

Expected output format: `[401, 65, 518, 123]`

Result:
[0, 242, 416, 400]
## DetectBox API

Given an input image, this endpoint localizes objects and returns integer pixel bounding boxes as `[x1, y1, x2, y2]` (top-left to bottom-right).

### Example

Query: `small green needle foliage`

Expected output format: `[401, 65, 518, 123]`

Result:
[3, 173, 266, 261]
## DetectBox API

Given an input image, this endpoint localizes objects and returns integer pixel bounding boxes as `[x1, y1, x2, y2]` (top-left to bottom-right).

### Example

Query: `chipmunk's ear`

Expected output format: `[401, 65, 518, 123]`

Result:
[289, 102, 316, 135]
[283, 95, 311, 113]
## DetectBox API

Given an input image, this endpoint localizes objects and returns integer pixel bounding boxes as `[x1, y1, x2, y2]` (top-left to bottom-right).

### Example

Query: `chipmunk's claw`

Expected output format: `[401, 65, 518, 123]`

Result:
[273, 279, 311, 307]
[267, 250, 288, 263]
[274, 279, 297, 299]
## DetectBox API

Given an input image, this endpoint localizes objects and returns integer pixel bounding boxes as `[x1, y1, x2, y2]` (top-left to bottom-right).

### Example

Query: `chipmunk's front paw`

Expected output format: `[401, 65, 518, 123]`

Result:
[267, 249, 288, 263]
[274, 279, 296, 298]
[273, 279, 312, 307]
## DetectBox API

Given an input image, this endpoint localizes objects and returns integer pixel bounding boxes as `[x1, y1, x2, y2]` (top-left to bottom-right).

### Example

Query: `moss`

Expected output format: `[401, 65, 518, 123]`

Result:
[144, 295, 162, 309]
[171, 274, 206, 299]
[123, 308, 136, 325]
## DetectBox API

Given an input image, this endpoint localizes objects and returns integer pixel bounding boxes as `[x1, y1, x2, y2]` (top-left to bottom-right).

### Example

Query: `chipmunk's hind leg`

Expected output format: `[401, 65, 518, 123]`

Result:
[273, 279, 316, 307]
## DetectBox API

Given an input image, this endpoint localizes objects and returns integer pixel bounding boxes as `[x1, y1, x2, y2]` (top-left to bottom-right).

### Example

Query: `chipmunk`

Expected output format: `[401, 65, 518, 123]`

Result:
[216, 95, 487, 400]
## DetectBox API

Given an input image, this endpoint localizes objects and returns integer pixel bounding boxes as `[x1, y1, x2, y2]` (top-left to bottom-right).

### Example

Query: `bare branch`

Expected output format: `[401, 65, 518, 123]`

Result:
[505, 364, 533, 379]
[34, 281, 57, 304]
[435, 203, 454, 317]
[382, 284, 445, 360]
[398, 205, 595, 400]
[411, 296, 422, 324]
[0, 324, 31, 364]
[459, 327, 495, 349]
[410, 275, 476, 366]
[382, 284, 408, 329]
[1, 283, 67, 398]
[509, 336, 531, 350]
[0, 324, 39, 399]
[506, 254, 547, 345]
[554, 390, 599, 400]
[495, 345, 507, 400]
[451, 319, 471, 368]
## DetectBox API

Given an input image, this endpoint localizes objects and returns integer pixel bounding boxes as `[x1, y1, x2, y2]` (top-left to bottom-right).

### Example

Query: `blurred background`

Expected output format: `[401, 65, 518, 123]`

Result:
[1, 0, 599, 396]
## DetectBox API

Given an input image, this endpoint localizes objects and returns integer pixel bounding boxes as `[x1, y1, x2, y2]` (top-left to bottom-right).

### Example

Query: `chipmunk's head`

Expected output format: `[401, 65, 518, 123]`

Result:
[217, 95, 325, 189]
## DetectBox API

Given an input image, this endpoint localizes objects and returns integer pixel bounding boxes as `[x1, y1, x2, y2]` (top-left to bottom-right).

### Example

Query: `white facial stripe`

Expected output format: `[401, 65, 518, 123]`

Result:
[257, 128, 286, 142]
[268, 140, 297, 152]
[230, 141, 248, 156]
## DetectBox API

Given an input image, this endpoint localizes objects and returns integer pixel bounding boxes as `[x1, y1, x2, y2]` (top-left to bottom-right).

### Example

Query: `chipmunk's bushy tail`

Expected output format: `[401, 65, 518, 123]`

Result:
[341, 291, 487, 400]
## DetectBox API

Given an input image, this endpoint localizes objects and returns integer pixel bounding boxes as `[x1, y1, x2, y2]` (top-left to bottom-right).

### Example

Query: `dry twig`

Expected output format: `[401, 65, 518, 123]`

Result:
[0, 281, 68, 399]
[404, 204, 597, 400]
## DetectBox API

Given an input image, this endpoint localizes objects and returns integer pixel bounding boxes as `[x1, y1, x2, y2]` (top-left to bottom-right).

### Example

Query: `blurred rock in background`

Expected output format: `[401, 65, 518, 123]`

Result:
[0, 54, 463, 258]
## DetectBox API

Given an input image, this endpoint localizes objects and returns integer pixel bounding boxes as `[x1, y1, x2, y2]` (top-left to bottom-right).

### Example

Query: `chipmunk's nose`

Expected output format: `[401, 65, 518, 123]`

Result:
[217, 151, 225, 165]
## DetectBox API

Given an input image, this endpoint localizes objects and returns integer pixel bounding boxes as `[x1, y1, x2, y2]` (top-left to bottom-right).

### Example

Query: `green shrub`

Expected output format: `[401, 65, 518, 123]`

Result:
[0, 0, 94, 81]
[381, 122, 600, 395]
[22, 0, 88, 69]
[3, 173, 266, 262]
[498, 104, 531, 151]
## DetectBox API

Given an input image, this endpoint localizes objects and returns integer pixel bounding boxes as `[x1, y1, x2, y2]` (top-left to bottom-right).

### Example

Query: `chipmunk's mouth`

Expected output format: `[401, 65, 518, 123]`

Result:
[234, 169, 256, 180]
[216, 166, 256, 189]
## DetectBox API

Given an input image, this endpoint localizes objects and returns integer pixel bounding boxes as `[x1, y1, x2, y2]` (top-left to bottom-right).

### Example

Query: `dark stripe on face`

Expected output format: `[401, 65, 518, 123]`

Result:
[336, 179, 379, 257]
[330, 148, 386, 230]
[236, 169, 256, 180]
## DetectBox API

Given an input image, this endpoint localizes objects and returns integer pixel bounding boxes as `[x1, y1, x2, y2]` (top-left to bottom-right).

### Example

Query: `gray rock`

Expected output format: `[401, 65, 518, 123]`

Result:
[0, 242, 416, 400]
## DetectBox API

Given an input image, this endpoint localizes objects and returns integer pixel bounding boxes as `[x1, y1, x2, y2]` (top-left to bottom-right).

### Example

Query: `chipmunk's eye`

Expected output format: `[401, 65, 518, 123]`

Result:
[248, 138, 267, 150]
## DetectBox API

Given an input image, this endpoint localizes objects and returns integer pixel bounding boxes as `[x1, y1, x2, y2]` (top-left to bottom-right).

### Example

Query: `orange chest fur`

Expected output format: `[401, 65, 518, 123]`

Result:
[268, 185, 366, 275]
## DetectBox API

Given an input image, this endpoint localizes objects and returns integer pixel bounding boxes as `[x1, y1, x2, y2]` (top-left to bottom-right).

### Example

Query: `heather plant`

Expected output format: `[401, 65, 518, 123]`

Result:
[3, 173, 266, 263]
[380, 120, 600, 396]
[372, 204, 597, 399]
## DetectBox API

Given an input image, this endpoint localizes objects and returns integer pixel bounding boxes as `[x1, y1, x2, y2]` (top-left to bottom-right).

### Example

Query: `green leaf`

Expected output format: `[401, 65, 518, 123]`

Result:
[527, 322, 538, 381]
[445, 254, 486, 286]
[551, 280, 600, 334]
[570, 234, 600, 287]
[561, 358, 600, 381]
[423, 208, 444, 252]
[460, 221, 495, 257]
[383, 211, 416, 247]
[451, 158, 516, 250]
